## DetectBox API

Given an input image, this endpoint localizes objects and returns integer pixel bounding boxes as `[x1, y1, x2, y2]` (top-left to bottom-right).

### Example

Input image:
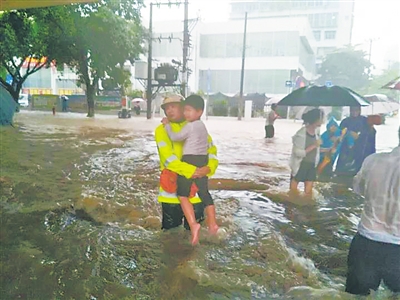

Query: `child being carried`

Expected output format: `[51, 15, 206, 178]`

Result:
[162, 95, 219, 245]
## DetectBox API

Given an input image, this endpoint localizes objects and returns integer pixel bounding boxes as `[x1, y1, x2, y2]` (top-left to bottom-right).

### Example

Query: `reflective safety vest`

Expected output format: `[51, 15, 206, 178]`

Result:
[154, 121, 218, 204]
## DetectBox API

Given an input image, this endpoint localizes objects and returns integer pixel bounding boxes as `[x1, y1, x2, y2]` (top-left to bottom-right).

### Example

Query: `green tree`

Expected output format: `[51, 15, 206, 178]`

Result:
[359, 62, 400, 97]
[0, 10, 55, 102]
[318, 46, 371, 91]
[47, 1, 144, 117]
[126, 89, 144, 99]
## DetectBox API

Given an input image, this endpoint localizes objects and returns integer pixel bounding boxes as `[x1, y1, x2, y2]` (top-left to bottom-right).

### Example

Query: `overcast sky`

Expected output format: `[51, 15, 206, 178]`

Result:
[142, 0, 400, 72]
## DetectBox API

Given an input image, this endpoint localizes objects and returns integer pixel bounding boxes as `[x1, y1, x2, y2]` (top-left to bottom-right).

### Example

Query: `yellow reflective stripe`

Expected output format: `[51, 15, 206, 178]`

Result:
[157, 141, 167, 147]
[159, 190, 177, 198]
[209, 154, 218, 160]
[208, 141, 215, 148]
[165, 154, 178, 167]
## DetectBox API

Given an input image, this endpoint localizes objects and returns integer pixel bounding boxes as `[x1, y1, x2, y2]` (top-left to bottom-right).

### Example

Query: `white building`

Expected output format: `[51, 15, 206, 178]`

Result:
[229, 0, 355, 61]
[140, 17, 315, 96]
[195, 17, 316, 95]
[22, 64, 83, 95]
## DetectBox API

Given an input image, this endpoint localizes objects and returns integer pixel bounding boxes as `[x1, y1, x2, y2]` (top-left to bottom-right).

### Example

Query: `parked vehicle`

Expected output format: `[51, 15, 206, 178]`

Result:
[18, 94, 29, 107]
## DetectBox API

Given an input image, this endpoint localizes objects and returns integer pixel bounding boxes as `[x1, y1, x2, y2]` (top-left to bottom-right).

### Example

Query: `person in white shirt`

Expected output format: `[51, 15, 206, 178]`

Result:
[289, 108, 324, 196]
[265, 104, 279, 138]
[345, 126, 400, 296]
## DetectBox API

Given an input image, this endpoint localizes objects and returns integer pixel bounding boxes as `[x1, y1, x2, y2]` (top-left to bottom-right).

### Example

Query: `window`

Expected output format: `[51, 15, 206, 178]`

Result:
[325, 13, 338, 27]
[313, 30, 321, 41]
[324, 30, 336, 40]
[308, 13, 338, 28]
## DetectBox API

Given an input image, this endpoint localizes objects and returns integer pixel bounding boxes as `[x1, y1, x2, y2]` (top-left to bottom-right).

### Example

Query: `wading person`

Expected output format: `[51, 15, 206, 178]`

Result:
[289, 108, 324, 196]
[265, 104, 279, 138]
[154, 94, 219, 245]
[336, 106, 376, 176]
[345, 126, 400, 296]
[317, 117, 353, 177]
[162, 95, 219, 245]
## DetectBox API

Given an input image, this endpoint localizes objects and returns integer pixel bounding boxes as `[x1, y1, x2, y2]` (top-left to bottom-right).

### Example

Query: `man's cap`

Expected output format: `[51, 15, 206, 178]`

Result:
[161, 94, 185, 109]
[183, 94, 205, 111]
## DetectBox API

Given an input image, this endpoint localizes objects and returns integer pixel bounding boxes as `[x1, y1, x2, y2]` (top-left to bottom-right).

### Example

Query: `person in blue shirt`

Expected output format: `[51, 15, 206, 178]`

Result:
[318, 117, 355, 177]
[335, 106, 376, 176]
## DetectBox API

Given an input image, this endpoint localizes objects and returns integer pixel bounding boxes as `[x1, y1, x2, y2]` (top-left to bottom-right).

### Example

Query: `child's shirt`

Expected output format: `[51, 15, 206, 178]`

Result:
[165, 120, 208, 155]
[304, 132, 317, 163]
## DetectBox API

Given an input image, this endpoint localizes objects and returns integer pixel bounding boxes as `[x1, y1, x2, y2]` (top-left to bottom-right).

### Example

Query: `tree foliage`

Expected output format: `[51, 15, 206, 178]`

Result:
[0, 10, 56, 101]
[359, 62, 400, 97]
[317, 46, 371, 91]
[47, 1, 144, 117]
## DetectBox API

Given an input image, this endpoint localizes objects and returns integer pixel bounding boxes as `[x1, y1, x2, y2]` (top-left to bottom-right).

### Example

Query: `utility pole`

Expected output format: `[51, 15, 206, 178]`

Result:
[367, 37, 379, 77]
[238, 12, 247, 121]
[181, 0, 189, 97]
[146, 1, 184, 119]
[368, 38, 372, 64]
[146, 3, 153, 120]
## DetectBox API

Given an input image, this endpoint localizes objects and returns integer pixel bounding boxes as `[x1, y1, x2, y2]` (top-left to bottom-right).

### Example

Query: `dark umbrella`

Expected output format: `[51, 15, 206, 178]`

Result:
[277, 85, 370, 107]
[381, 76, 400, 91]
[0, 83, 17, 126]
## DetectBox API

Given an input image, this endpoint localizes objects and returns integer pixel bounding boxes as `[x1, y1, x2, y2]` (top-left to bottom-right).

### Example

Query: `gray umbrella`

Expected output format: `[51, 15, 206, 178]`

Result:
[278, 85, 370, 107]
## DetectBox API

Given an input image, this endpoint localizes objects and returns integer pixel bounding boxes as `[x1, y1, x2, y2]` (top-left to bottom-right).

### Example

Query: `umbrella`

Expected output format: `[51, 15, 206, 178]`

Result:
[363, 94, 399, 114]
[0, 83, 17, 126]
[132, 98, 145, 102]
[381, 76, 400, 91]
[277, 85, 370, 107]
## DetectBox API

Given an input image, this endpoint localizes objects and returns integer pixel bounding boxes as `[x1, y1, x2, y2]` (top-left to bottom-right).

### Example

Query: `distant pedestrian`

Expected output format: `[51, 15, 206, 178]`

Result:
[61, 95, 68, 112]
[265, 104, 279, 138]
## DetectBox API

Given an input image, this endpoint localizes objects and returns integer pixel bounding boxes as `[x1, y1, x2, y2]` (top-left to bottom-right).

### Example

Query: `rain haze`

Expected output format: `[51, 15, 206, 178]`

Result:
[143, 0, 400, 72]
[1, 1, 400, 299]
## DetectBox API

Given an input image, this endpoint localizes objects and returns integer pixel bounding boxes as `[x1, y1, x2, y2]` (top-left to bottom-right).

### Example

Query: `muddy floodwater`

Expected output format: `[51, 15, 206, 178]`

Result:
[1, 111, 399, 299]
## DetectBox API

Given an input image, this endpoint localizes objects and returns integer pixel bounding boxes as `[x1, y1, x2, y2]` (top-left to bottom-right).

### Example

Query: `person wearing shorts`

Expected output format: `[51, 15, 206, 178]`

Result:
[265, 104, 279, 138]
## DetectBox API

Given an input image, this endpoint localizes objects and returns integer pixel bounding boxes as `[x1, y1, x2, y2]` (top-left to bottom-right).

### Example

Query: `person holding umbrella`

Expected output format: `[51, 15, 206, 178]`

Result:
[335, 106, 376, 176]
[289, 108, 324, 196]
[61, 95, 69, 112]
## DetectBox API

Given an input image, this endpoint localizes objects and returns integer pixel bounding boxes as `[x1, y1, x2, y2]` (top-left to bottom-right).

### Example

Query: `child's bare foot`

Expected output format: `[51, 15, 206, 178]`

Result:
[191, 223, 201, 246]
[208, 224, 219, 235]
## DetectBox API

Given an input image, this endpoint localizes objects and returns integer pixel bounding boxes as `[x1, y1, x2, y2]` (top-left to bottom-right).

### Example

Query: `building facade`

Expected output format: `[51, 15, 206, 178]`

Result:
[229, 0, 355, 61]
[145, 17, 315, 96]
[22, 63, 83, 95]
[195, 17, 315, 95]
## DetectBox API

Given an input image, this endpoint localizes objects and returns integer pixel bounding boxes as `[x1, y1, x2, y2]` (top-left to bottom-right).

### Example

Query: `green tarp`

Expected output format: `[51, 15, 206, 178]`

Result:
[0, 83, 17, 126]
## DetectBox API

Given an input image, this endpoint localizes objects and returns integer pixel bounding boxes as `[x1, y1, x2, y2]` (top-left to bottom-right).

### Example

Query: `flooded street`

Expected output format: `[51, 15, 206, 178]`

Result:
[1, 111, 399, 299]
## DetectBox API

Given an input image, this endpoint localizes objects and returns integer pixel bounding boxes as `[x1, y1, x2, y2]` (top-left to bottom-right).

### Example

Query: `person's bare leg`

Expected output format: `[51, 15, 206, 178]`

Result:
[290, 178, 299, 194]
[205, 205, 219, 235]
[179, 196, 200, 245]
[304, 181, 314, 197]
